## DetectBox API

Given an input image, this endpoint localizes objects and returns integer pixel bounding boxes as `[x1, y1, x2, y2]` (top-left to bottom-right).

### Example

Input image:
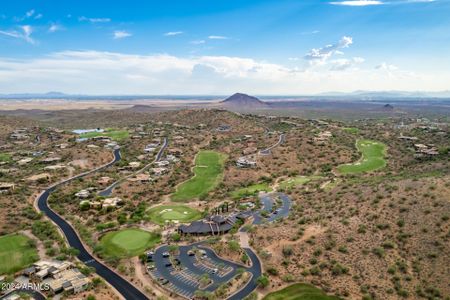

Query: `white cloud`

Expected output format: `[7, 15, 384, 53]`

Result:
[330, 0, 383, 6]
[304, 36, 353, 64]
[113, 30, 132, 40]
[14, 9, 41, 22]
[330, 0, 436, 5]
[190, 40, 206, 45]
[78, 16, 111, 23]
[164, 31, 183, 36]
[301, 30, 320, 35]
[375, 62, 398, 71]
[208, 35, 229, 40]
[26, 9, 35, 18]
[48, 24, 64, 33]
[0, 50, 442, 94]
[330, 57, 365, 71]
[0, 25, 35, 44]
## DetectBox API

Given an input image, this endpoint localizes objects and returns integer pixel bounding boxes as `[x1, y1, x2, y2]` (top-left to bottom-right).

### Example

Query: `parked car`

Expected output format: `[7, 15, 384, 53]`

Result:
[165, 262, 172, 267]
[187, 250, 195, 256]
[162, 252, 170, 257]
[212, 268, 218, 274]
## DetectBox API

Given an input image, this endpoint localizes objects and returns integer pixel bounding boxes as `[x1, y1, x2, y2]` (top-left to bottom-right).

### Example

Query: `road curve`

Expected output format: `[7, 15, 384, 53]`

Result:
[99, 137, 168, 197]
[36, 149, 150, 300]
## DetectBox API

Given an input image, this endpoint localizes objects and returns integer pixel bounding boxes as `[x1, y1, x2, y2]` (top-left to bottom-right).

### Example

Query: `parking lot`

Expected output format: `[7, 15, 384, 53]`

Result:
[147, 243, 251, 299]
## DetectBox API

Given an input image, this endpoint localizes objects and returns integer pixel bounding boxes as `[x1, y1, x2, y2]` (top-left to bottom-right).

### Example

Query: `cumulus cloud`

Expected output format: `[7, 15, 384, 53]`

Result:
[330, 57, 365, 71]
[113, 30, 132, 39]
[78, 16, 111, 23]
[0, 50, 443, 94]
[304, 36, 353, 64]
[0, 25, 35, 44]
[164, 31, 183, 36]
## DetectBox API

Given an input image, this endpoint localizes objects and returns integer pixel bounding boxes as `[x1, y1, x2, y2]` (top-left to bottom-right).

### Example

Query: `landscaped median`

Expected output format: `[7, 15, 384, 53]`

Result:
[171, 150, 227, 202]
[98, 228, 161, 258]
[146, 204, 202, 225]
[0, 233, 39, 274]
[263, 283, 340, 300]
[337, 139, 387, 174]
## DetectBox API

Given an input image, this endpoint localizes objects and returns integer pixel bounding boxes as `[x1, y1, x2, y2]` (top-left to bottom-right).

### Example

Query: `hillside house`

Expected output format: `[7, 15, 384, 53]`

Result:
[236, 157, 257, 168]
[0, 182, 15, 193]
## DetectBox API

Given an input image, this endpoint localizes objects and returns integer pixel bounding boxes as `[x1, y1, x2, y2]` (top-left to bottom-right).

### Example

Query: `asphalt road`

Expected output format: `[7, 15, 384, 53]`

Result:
[37, 148, 150, 300]
[98, 137, 168, 197]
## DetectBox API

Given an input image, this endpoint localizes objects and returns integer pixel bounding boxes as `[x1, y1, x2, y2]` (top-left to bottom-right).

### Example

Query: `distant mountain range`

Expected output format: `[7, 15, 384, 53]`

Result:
[1, 90, 450, 99]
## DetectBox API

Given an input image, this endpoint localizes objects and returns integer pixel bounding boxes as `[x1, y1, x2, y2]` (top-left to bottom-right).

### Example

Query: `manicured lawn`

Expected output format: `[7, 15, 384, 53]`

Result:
[231, 183, 272, 199]
[337, 139, 387, 174]
[0, 153, 11, 162]
[147, 205, 202, 225]
[278, 176, 322, 190]
[171, 150, 227, 202]
[99, 229, 161, 258]
[79, 129, 129, 141]
[342, 127, 360, 134]
[0, 234, 39, 275]
[263, 283, 340, 300]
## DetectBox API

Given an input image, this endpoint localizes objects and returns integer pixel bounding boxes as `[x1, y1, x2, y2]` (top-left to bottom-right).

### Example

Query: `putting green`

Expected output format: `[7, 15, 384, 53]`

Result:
[147, 205, 202, 225]
[80, 129, 129, 141]
[337, 139, 387, 174]
[231, 183, 272, 199]
[0, 234, 39, 275]
[171, 150, 227, 202]
[99, 228, 160, 258]
[263, 283, 340, 300]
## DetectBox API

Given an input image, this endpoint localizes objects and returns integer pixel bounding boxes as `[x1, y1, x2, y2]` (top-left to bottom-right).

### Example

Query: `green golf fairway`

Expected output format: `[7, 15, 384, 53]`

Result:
[171, 150, 226, 202]
[263, 283, 340, 300]
[147, 205, 202, 225]
[231, 183, 272, 199]
[80, 129, 129, 141]
[0, 234, 39, 275]
[337, 139, 387, 174]
[99, 229, 160, 258]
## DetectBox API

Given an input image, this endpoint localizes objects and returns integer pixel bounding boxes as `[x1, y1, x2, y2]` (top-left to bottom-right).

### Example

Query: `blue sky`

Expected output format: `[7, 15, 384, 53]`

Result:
[0, 0, 449, 94]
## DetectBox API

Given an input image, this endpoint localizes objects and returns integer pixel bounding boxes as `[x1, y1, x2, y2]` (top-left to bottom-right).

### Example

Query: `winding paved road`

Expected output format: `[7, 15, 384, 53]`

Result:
[36, 148, 150, 300]
[259, 133, 285, 155]
[99, 137, 168, 197]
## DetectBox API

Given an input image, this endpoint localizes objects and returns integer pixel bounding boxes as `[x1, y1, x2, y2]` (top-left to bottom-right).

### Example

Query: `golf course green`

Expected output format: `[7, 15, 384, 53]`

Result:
[337, 139, 387, 174]
[231, 182, 272, 199]
[80, 129, 129, 141]
[99, 228, 161, 258]
[147, 205, 202, 225]
[171, 150, 226, 202]
[263, 283, 340, 300]
[0, 234, 39, 275]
